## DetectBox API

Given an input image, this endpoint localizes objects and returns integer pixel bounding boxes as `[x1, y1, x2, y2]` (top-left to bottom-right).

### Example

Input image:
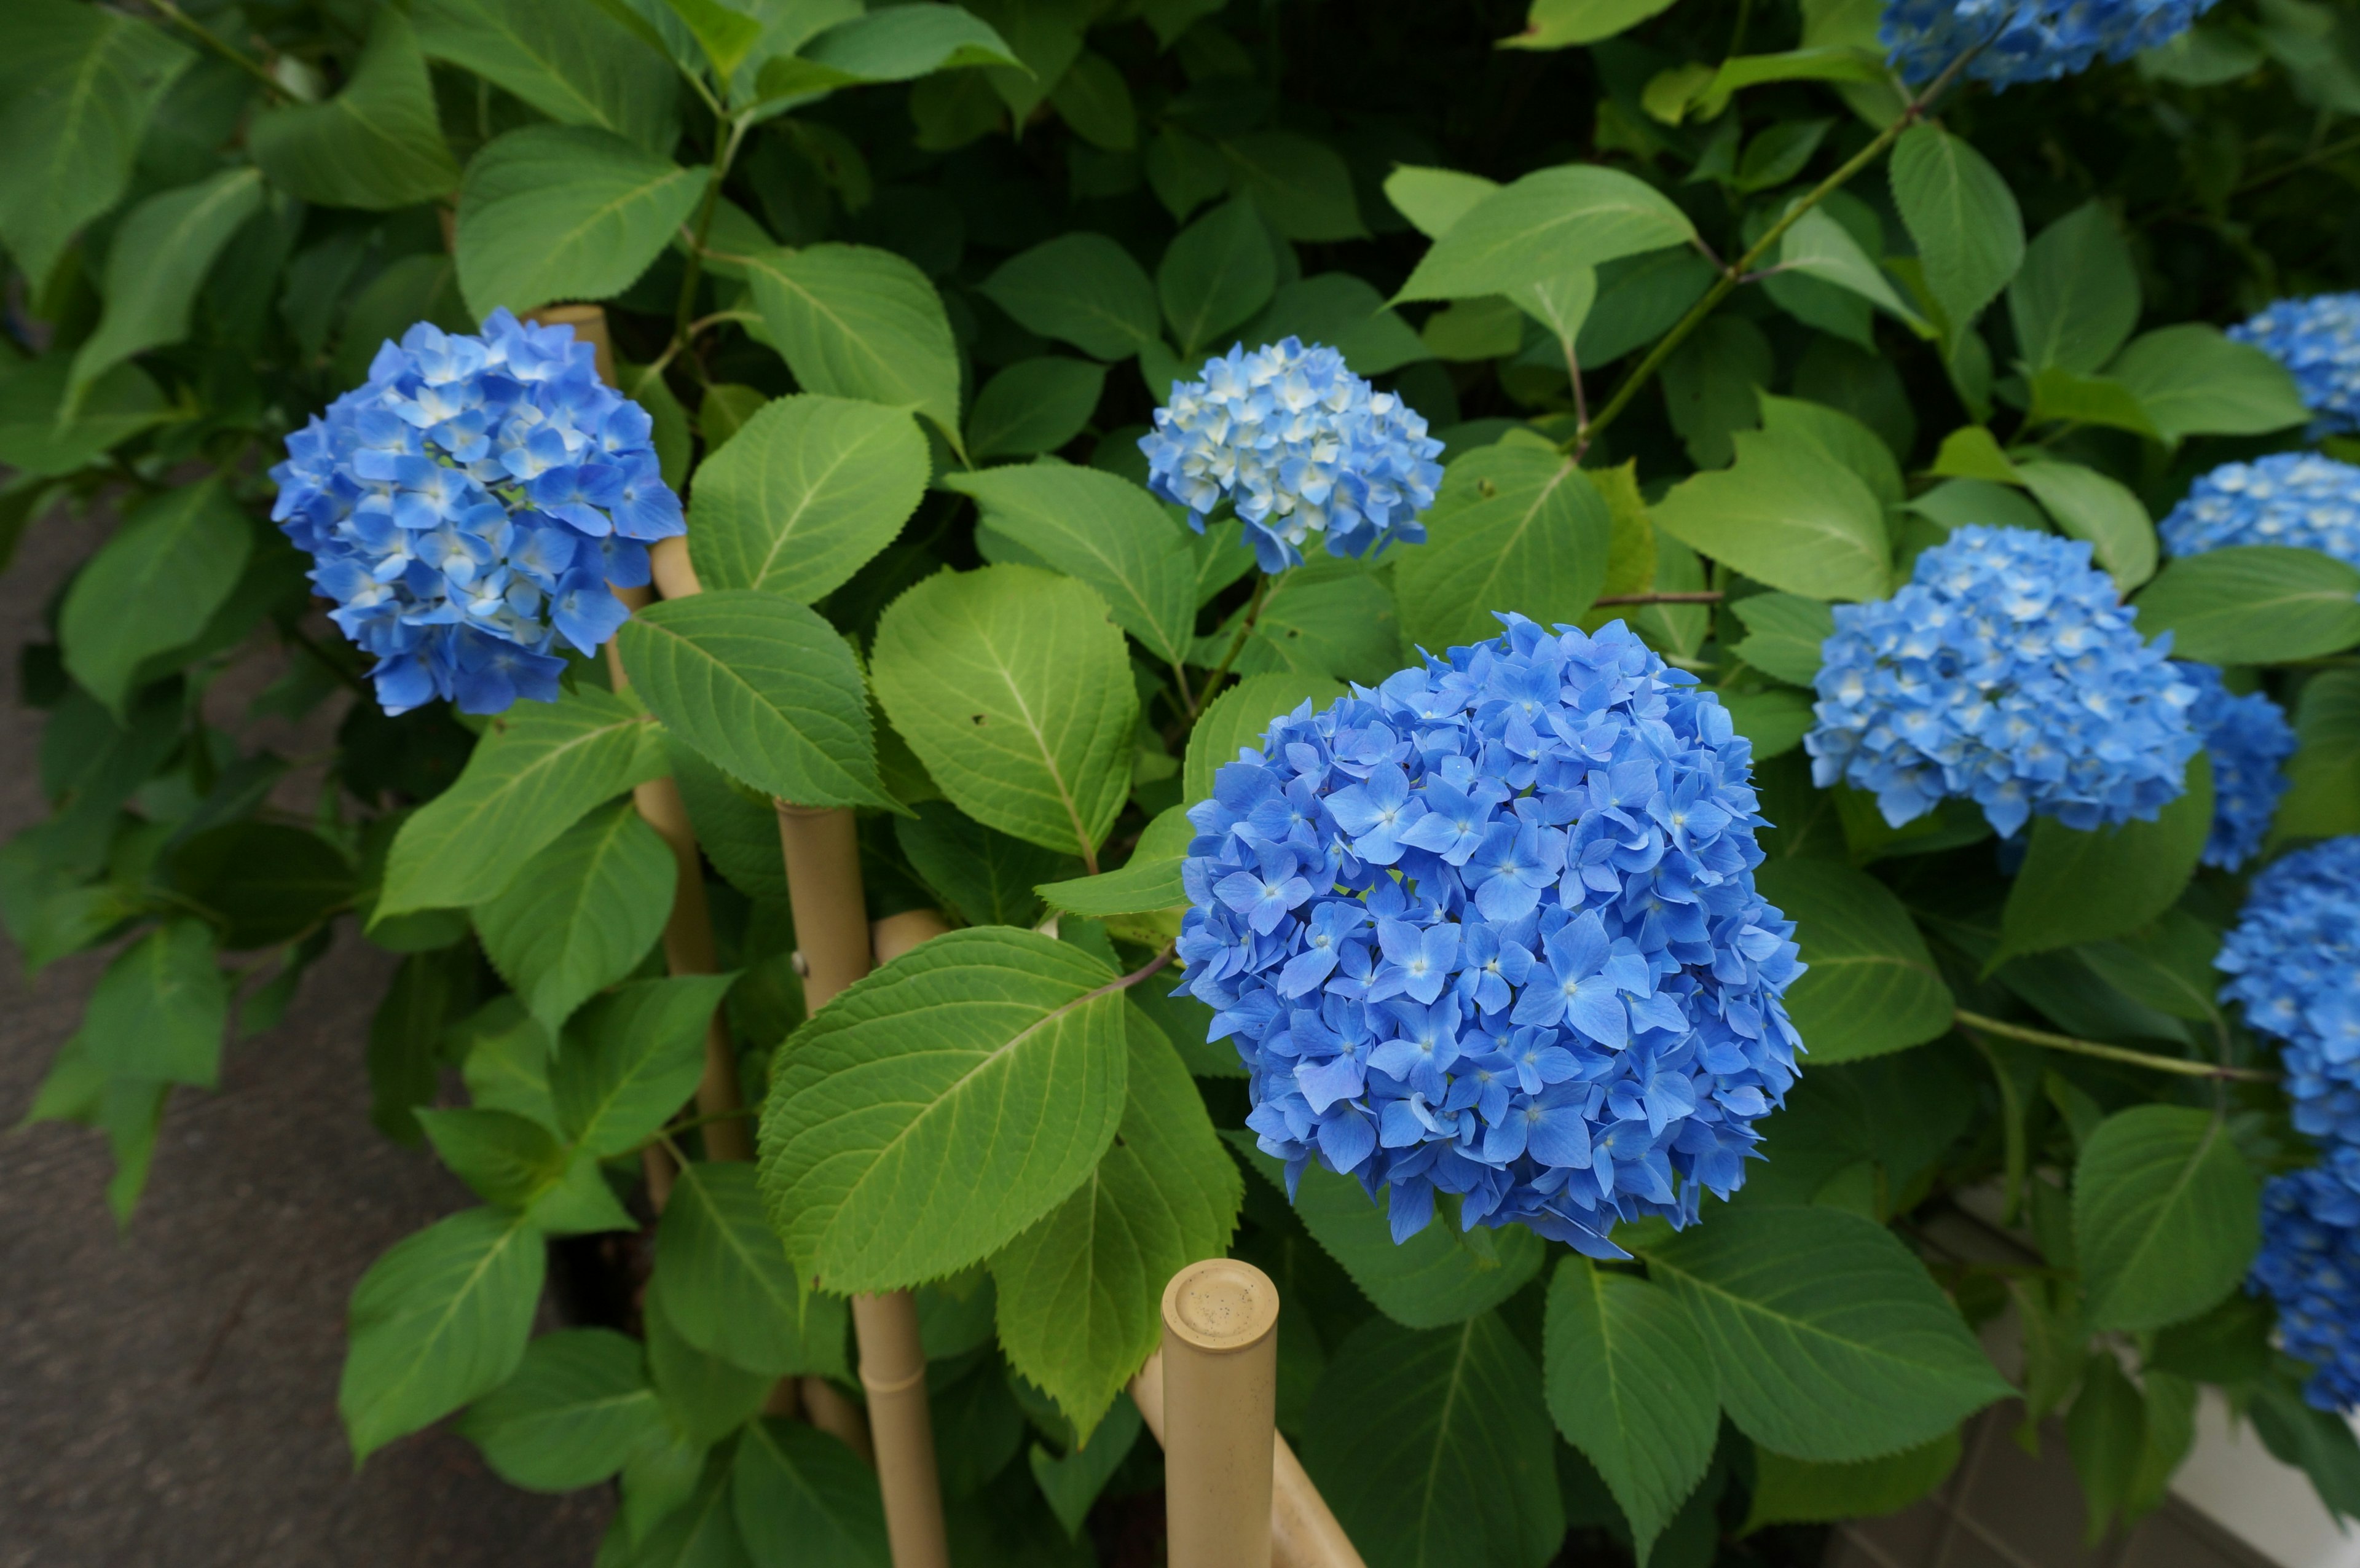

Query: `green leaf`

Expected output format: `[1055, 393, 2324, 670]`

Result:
[1742, 1430, 1961, 1529]
[991, 1007, 1242, 1437]
[2134, 546, 2360, 664]
[417, 1106, 605, 1223]
[757, 927, 1128, 1293]
[476, 800, 675, 1035]
[1777, 208, 1925, 331]
[2075, 1106, 2260, 1333]
[248, 8, 458, 210]
[1758, 391, 1903, 512]
[2024, 366, 2161, 440]
[1729, 592, 1836, 687]
[1887, 125, 2022, 348]
[2064, 1353, 2145, 1543]
[1723, 689, 1812, 761]
[2018, 458, 2157, 591]
[369, 946, 478, 1144]
[732, 1419, 890, 1567]
[0, 0, 192, 289]
[667, 740, 791, 903]
[2007, 202, 2139, 375]
[1662, 315, 1772, 468]
[619, 591, 892, 810]
[1996, 755, 2214, 963]
[60, 479, 251, 718]
[455, 125, 704, 318]
[414, 0, 678, 155]
[1543, 1258, 1717, 1564]
[1158, 198, 1278, 356]
[1398, 164, 1697, 302]
[1501, 0, 1682, 47]
[981, 233, 1162, 361]
[618, 1439, 749, 1565]
[1028, 1398, 1142, 1540]
[2106, 325, 2309, 442]
[895, 799, 1080, 929]
[1182, 672, 1345, 804]
[652, 1161, 851, 1379]
[461, 1328, 664, 1492]
[966, 358, 1107, 460]
[663, 0, 766, 80]
[553, 974, 740, 1157]
[945, 464, 1197, 669]
[685, 394, 929, 604]
[67, 169, 265, 414]
[170, 823, 357, 950]
[1219, 129, 1366, 242]
[1036, 804, 1190, 917]
[1928, 426, 2023, 486]
[2279, 668, 2360, 840]
[1650, 428, 1889, 602]
[645, 1288, 768, 1449]
[1052, 50, 1137, 151]
[870, 565, 1138, 859]
[1383, 166, 1499, 239]
[377, 686, 660, 919]
[1755, 859, 1953, 1064]
[1243, 273, 1431, 377]
[757, 4, 1019, 100]
[1640, 1205, 2010, 1462]
[1391, 444, 1610, 653]
[340, 1207, 547, 1462]
[1300, 1313, 1565, 1568]
[744, 243, 964, 450]
[75, 918, 226, 1088]
[0, 357, 168, 479]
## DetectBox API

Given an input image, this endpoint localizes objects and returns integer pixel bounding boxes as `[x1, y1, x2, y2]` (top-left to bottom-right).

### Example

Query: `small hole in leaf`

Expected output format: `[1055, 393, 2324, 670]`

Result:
[971, 715, 986, 725]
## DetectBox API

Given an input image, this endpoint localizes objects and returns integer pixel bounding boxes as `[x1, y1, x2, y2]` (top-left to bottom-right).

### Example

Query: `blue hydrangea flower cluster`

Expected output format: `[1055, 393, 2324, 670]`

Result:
[1881, 0, 2217, 87]
[1806, 526, 2201, 839]
[1141, 337, 1445, 573]
[2158, 452, 2360, 570]
[2176, 662, 2295, 871]
[1174, 613, 1805, 1258]
[270, 309, 685, 716]
[2230, 295, 2360, 434]
[2252, 1169, 2360, 1412]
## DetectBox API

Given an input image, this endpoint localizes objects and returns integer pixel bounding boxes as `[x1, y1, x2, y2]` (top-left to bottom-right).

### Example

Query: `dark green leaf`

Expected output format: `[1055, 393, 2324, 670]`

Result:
[171, 822, 356, 950]
[1742, 1430, 1960, 1529]
[75, 917, 226, 1087]
[1755, 859, 1953, 1064]
[59, 479, 250, 718]
[1888, 125, 2021, 347]
[651, 1160, 850, 1379]
[2007, 202, 2139, 375]
[460, 1328, 665, 1491]
[1398, 165, 1696, 302]
[67, 169, 266, 412]
[731, 1418, 889, 1567]
[894, 799, 1080, 928]
[1729, 592, 1836, 686]
[553, 974, 739, 1157]
[415, 0, 678, 155]
[966, 358, 1107, 460]
[744, 243, 964, 450]
[2074, 1105, 2260, 1332]
[248, 8, 458, 209]
[369, 945, 479, 1144]
[2279, 668, 2360, 840]
[455, 125, 703, 318]
[981, 233, 1162, 361]
[1996, 755, 2212, 962]
[1219, 129, 1365, 242]
[1035, 803, 1189, 917]
[1157, 198, 1277, 356]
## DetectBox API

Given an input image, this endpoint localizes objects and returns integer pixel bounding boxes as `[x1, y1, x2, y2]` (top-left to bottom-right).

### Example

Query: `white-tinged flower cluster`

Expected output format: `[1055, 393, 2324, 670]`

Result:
[2158, 453, 2360, 570]
[2230, 295, 2360, 434]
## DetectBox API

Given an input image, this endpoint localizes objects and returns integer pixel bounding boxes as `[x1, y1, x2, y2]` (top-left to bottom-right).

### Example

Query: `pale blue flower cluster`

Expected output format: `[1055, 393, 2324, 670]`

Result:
[2230, 295, 2360, 434]
[2158, 453, 2360, 570]
[1141, 337, 1445, 572]
[1806, 527, 2200, 838]
[271, 310, 685, 716]
[1881, 0, 2217, 87]
[2252, 1169, 2360, 1412]
[1174, 613, 1804, 1258]
[2177, 662, 2295, 871]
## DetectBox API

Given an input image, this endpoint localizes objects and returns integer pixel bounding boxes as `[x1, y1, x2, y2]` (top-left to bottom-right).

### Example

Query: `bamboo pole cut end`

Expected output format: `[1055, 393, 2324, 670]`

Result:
[1162, 1258, 1280, 1356]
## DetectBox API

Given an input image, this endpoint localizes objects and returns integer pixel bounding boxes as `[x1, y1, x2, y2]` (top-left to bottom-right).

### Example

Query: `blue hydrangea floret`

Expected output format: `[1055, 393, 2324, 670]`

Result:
[1141, 337, 1444, 573]
[270, 309, 685, 716]
[2217, 836, 2360, 1151]
[2177, 662, 2295, 871]
[2251, 1167, 2360, 1412]
[1174, 613, 1805, 1258]
[2230, 295, 2360, 434]
[1806, 525, 2201, 839]
[2158, 452, 2360, 570]
[1881, 0, 2217, 88]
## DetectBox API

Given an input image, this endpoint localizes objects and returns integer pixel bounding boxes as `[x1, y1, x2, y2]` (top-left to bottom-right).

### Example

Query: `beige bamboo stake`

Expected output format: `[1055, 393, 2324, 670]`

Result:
[1157, 1260, 1280, 1568]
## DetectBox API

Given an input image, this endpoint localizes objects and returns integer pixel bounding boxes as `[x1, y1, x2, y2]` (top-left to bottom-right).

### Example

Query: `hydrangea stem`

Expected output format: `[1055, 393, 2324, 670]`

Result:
[1954, 1009, 2278, 1083]
[1187, 570, 1283, 729]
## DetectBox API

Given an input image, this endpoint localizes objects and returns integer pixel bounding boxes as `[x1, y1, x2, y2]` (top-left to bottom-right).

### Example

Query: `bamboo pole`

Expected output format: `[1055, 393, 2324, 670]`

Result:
[1157, 1260, 1280, 1568]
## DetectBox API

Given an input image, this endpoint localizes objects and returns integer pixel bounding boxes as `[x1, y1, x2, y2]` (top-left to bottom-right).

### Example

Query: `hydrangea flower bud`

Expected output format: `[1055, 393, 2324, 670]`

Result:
[2217, 836, 2360, 1150]
[1174, 613, 1804, 1257]
[1881, 0, 2217, 88]
[2230, 295, 2360, 434]
[270, 310, 686, 716]
[1805, 525, 2201, 839]
[2176, 662, 2295, 871]
[1141, 337, 1445, 572]
[2158, 452, 2360, 570]
[2251, 1167, 2360, 1412]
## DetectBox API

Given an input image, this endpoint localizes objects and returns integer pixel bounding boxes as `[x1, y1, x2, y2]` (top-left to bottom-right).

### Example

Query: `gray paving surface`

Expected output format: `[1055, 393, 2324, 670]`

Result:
[1, 506, 609, 1565]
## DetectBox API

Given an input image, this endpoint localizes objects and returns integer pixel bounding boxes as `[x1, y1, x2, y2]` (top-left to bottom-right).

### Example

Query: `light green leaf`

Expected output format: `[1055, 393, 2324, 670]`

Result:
[619, 590, 891, 810]
[455, 125, 704, 318]
[2008, 202, 2139, 375]
[1506, 270, 1597, 374]
[2107, 324, 2310, 442]
[1398, 165, 1696, 302]
[895, 799, 1079, 929]
[2018, 459, 2156, 591]
[966, 358, 1107, 460]
[2024, 366, 2161, 439]
[1694, 45, 1888, 117]
[1777, 207, 1924, 331]
[1887, 125, 2021, 348]
[1501, 0, 1682, 48]
[460, 1328, 666, 1492]
[417, 1107, 565, 1207]
[1382, 166, 1499, 240]
[652, 1160, 850, 1378]
[745, 243, 964, 449]
[756, 927, 1128, 1293]
[340, 1207, 547, 1462]
[1245, 273, 1432, 377]
[871, 565, 1138, 859]
[732, 1418, 890, 1567]
[414, 0, 678, 154]
[1300, 1314, 1565, 1568]
[1723, 688, 1813, 761]
[981, 232, 1162, 361]
[377, 686, 660, 919]
[1742, 1431, 1961, 1529]
[1997, 756, 2212, 963]
[992, 1006, 1241, 1437]
[2279, 668, 2360, 841]
[1729, 592, 1836, 687]
[67, 169, 265, 414]
[2134, 547, 2360, 664]
[685, 394, 927, 603]
[663, 0, 766, 80]
[553, 974, 740, 1157]
[60, 479, 250, 719]
[1182, 672, 1347, 804]
[1392, 444, 1610, 653]
[667, 740, 792, 903]
[946, 464, 1197, 668]
[1036, 804, 1190, 917]
[1219, 129, 1366, 242]
[76, 918, 226, 1087]
[248, 8, 458, 210]
[476, 800, 675, 1035]
[1158, 198, 1278, 356]
[1544, 1258, 1718, 1565]
[755, 2, 1019, 100]
[1200, 562, 1405, 684]
[0, 358, 168, 479]
[1928, 426, 2023, 486]
[1640, 1205, 2010, 1462]
[2075, 1106, 2260, 1333]
[1755, 860, 1953, 1064]
[1650, 428, 1890, 602]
